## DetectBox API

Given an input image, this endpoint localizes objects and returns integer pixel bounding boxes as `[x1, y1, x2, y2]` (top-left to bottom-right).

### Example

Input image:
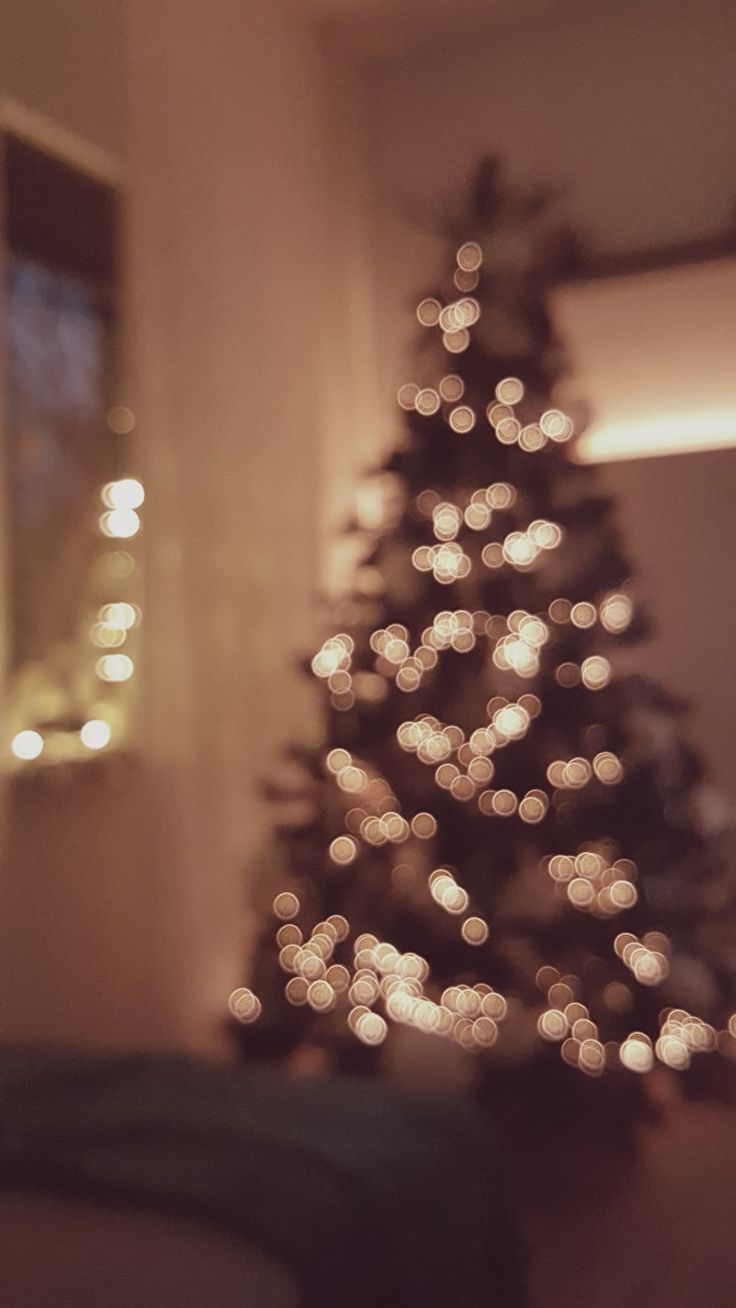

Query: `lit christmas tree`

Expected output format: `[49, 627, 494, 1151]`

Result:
[235, 160, 736, 1108]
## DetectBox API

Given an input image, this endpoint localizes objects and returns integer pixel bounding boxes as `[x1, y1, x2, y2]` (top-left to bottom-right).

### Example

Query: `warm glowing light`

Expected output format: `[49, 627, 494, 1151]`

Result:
[327, 914, 349, 941]
[555, 662, 581, 688]
[102, 478, 145, 510]
[538, 1009, 568, 1041]
[464, 501, 492, 530]
[439, 374, 464, 402]
[540, 409, 572, 441]
[548, 598, 572, 624]
[571, 601, 597, 629]
[307, 980, 337, 1012]
[619, 1030, 653, 1072]
[656, 1033, 690, 1070]
[454, 267, 479, 292]
[461, 916, 489, 945]
[96, 654, 134, 682]
[285, 977, 309, 1005]
[11, 729, 44, 761]
[491, 789, 518, 816]
[228, 988, 261, 1024]
[411, 811, 437, 839]
[576, 409, 736, 463]
[495, 376, 524, 405]
[456, 241, 482, 271]
[563, 757, 592, 789]
[600, 591, 633, 633]
[80, 719, 112, 750]
[273, 891, 300, 920]
[279, 944, 300, 972]
[495, 417, 520, 445]
[448, 404, 476, 433]
[593, 751, 623, 784]
[415, 387, 441, 416]
[547, 854, 574, 882]
[493, 703, 530, 739]
[581, 656, 612, 690]
[356, 1011, 388, 1045]
[519, 423, 547, 453]
[519, 791, 548, 824]
[99, 602, 138, 629]
[433, 502, 462, 541]
[397, 382, 420, 410]
[416, 297, 441, 327]
[100, 508, 141, 538]
[568, 878, 596, 909]
[579, 1039, 605, 1076]
[107, 405, 136, 434]
[443, 328, 470, 353]
[330, 835, 357, 865]
[276, 924, 302, 947]
[105, 550, 136, 579]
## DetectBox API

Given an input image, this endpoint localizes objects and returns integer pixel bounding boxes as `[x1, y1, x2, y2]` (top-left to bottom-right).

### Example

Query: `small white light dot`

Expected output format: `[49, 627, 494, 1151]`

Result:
[12, 730, 44, 761]
[80, 719, 112, 750]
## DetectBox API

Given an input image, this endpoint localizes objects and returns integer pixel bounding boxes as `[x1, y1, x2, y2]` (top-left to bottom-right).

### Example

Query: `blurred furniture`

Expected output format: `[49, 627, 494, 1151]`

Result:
[0, 1047, 527, 1307]
[1, 1188, 299, 1308]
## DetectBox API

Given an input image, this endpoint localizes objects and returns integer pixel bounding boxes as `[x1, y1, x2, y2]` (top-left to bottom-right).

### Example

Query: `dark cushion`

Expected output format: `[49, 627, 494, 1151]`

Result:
[0, 1047, 527, 1307]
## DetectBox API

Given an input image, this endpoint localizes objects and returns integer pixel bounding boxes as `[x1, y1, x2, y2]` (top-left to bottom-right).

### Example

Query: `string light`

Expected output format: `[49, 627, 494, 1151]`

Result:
[96, 654, 134, 682]
[229, 988, 262, 1023]
[11, 730, 44, 761]
[439, 374, 464, 401]
[80, 719, 112, 750]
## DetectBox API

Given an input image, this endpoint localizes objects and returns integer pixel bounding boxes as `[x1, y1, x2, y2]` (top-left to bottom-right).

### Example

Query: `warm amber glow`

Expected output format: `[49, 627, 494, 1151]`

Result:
[397, 382, 420, 410]
[80, 719, 112, 750]
[102, 477, 145, 510]
[495, 376, 524, 405]
[416, 297, 441, 327]
[538, 1009, 568, 1041]
[228, 988, 261, 1024]
[99, 508, 141, 538]
[415, 387, 441, 416]
[519, 423, 547, 453]
[577, 409, 736, 463]
[96, 654, 134, 682]
[11, 729, 44, 761]
[273, 891, 300, 920]
[449, 404, 476, 433]
[439, 373, 465, 401]
[600, 591, 633, 633]
[356, 1011, 388, 1045]
[462, 916, 489, 945]
[581, 655, 612, 691]
[571, 601, 597, 629]
[443, 328, 470, 353]
[456, 240, 483, 271]
[411, 811, 437, 839]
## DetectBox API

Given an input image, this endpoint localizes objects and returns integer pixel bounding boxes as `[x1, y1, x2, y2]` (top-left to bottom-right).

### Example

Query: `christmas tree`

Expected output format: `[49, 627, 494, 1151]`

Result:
[235, 159, 735, 1106]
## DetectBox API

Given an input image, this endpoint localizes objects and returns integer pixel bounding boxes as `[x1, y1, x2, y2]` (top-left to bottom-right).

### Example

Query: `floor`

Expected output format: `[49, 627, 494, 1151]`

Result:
[520, 1099, 736, 1308]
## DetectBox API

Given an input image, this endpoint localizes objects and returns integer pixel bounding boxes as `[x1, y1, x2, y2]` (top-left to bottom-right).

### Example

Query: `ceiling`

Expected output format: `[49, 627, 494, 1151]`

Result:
[298, 0, 585, 57]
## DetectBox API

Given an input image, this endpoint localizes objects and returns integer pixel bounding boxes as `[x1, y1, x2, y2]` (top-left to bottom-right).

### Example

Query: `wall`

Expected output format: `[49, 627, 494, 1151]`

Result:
[0, 0, 364, 1053]
[122, 0, 346, 1051]
[0, 0, 123, 162]
[355, 0, 736, 800]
